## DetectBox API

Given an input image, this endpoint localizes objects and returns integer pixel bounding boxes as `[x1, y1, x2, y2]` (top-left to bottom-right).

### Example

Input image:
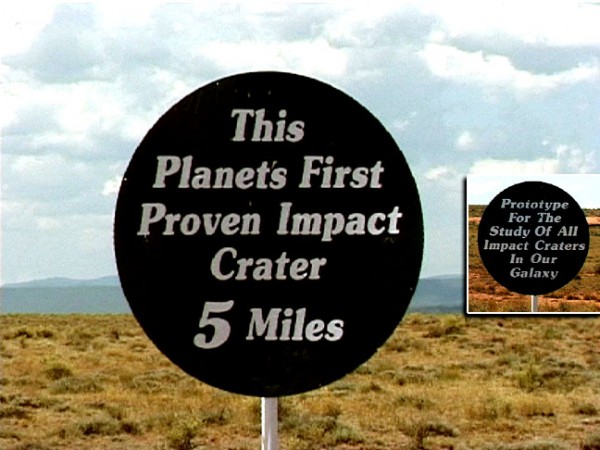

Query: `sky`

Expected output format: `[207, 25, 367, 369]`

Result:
[1, 1, 599, 284]
[467, 174, 600, 208]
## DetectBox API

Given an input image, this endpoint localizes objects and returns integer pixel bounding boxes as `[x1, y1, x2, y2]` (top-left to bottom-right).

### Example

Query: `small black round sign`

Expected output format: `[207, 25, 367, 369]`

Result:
[114, 71, 423, 397]
[477, 181, 589, 296]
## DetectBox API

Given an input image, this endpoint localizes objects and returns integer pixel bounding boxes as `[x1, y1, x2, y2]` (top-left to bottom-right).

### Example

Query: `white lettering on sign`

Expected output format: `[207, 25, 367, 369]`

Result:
[277, 202, 402, 242]
[152, 156, 287, 190]
[488, 225, 531, 238]
[137, 203, 261, 237]
[131, 103, 412, 354]
[210, 247, 327, 281]
[246, 307, 344, 342]
[509, 267, 559, 280]
[500, 198, 569, 211]
[193, 300, 235, 349]
[231, 108, 305, 143]
[191, 301, 345, 349]
[534, 240, 586, 251]
[299, 155, 384, 189]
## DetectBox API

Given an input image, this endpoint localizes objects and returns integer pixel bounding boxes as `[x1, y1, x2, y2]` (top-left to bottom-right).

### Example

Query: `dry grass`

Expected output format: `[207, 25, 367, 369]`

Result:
[2, 313, 600, 449]
[468, 205, 600, 313]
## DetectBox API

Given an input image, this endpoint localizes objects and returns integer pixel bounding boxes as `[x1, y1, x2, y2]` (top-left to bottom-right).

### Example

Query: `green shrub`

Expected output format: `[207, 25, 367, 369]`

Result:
[515, 363, 588, 393]
[282, 412, 363, 446]
[425, 316, 465, 338]
[166, 419, 199, 450]
[76, 417, 140, 437]
[401, 418, 458, 449]
[395, 394, 433, 411]
[200, 407, 231, 425]
[516, 365, 544, 392]
[470, 396, 513, 421]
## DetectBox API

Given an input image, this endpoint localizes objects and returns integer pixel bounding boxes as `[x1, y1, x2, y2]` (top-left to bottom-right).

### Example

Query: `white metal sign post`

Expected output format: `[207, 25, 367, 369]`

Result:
[531, 295, 539, 313]
[114, 72, 423, 447]
[261, 397, 278, 450]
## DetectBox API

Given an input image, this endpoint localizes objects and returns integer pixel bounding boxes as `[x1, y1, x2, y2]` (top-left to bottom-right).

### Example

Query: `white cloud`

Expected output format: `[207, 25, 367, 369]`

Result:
[7, 80, 150, 148]
[3, 152, 116, 220]
[456, 130, 475, 151]
[555, 144, 597, 173]
[1, 199, 38, 229]
[0, 3, 55, 56]
[77, 216, 114, 252]
[468, 144, 597, 175]
[420, 0, 600, 47]
[420, 43, 600, 95]
[201, 38, 348, 77]
[323, 4, 409, 47]
[467, 174, 600, 208]
[393, 118, 410, 132]
[11, 154, 47, 173]
[94, 2, 163, 29]
[393, 111, 417, 133]
[10, 154, 88, 182]
[312, 0, 600, 51]
[424, 165, 458, 182]
[469, 158, 558, 175]
[35, 216, 61, 230]
[3, 211, 117, 283]
[102, 175, 122, 197]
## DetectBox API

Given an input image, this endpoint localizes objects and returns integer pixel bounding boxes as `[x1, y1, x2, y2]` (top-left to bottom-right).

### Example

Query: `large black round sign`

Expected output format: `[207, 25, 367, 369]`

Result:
[478, 181, 589, 295]
[114, 71, 423, 397]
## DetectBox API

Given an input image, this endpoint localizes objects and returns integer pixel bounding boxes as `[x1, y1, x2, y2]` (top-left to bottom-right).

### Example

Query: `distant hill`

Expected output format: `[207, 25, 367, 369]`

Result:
[1, 275, 463, 314]
[3, 275, 120, 289]
[408, 275, 463, 313]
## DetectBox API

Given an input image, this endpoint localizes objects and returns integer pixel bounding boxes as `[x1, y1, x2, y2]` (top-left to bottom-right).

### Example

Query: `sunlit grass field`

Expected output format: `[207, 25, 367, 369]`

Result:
[2, 313, 600, 449]
[468, 206, 600, 313]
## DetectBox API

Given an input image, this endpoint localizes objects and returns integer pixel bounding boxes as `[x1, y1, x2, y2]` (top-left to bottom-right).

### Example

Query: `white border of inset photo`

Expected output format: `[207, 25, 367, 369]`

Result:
[467, 174, 600, 316]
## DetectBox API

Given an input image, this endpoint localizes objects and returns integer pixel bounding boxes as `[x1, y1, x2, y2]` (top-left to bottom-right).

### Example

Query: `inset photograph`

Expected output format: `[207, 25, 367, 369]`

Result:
[467, 174, 600, 314]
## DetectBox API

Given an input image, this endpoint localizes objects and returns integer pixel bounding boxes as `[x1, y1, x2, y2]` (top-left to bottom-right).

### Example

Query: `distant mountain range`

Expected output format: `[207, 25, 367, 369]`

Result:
[409, 274, 464, 313]
[1, 277, 131, 314]
[1, 275, 463, 314]
[3, 275, 120, 289]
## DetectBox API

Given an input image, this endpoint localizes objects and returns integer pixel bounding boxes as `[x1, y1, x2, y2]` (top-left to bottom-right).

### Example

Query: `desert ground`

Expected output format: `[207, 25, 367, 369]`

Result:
[2, 313, 600, 449]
